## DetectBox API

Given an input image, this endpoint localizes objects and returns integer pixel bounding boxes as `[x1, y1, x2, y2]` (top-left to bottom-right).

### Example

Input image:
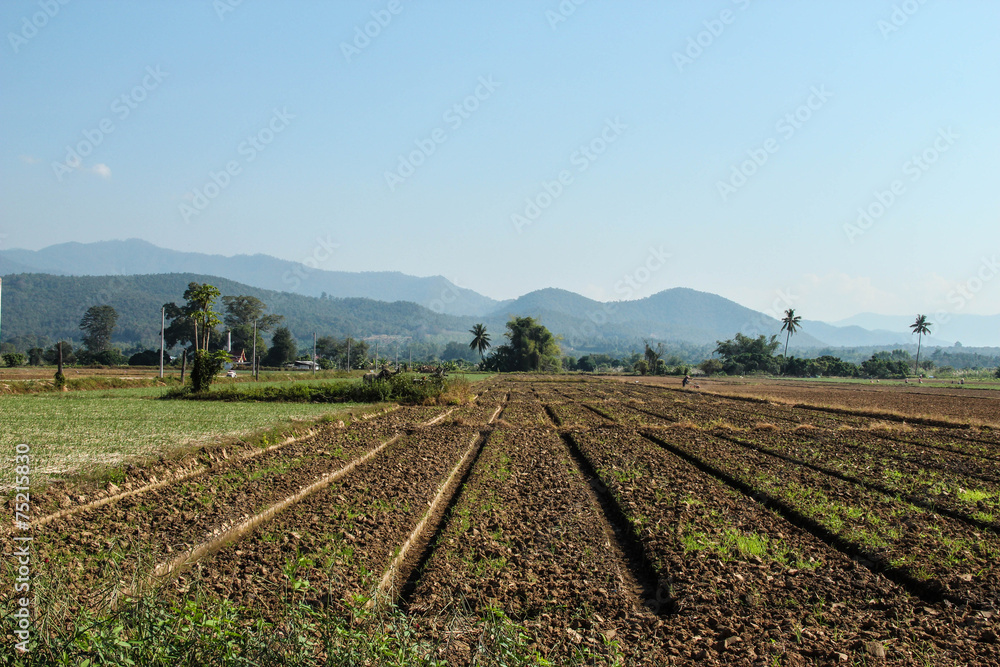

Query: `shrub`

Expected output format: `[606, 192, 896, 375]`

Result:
[129, 349, 161, 366]
[190, 350, 229, 393]
[93, 349, 129, 366]
[2, 352, 26, 367]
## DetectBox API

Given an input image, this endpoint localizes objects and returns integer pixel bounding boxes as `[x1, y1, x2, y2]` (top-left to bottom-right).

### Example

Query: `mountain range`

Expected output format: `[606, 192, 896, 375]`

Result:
[1, 239, 996, 351]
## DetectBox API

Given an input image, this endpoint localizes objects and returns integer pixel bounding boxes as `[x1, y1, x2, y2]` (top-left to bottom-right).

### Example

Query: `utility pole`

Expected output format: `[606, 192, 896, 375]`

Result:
[313, 333, 317, 375]
[375, 340, 378, 370]
[347, 338, 351, 373]
[252, 320, 257, 381]
[159, 306, 165, 379]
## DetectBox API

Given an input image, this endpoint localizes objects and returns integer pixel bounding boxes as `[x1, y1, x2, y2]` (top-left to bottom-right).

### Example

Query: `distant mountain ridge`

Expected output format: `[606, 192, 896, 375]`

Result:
[2, 239, 995, 349]
[832, 313, 999, 348]
[0, 239, 501, 317]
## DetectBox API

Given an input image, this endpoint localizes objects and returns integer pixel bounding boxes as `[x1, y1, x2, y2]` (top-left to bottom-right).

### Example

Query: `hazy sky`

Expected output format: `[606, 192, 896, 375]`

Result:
[2, 1, 998, 321]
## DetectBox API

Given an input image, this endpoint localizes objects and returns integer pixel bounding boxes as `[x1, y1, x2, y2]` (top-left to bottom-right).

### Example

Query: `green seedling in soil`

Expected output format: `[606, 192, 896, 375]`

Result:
[956, 488, 991, 503]
[723, 529, 769, 559]
[472, 555, 508, 577]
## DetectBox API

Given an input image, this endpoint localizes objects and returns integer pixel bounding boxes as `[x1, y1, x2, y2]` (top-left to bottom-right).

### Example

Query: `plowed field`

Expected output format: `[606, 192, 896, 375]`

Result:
[5, 378, 1000, 666]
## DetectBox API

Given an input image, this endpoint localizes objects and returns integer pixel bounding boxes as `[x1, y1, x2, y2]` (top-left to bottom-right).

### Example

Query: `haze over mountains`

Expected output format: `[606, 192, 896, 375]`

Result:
[2, 240, 995, 350]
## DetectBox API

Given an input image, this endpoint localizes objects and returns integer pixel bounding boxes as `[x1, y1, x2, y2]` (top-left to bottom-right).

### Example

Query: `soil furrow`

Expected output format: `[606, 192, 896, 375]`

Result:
[641, 427, 1000, 609]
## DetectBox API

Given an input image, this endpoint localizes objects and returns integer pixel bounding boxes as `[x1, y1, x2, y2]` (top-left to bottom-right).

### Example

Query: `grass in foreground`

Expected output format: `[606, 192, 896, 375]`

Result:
[0, 387, 375, 492]
[0, 577, 601, 667]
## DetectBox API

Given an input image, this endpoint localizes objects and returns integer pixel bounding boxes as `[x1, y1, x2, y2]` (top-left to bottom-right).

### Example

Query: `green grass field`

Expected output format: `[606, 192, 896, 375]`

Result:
[1, 371, 495, 490]
[0, 387, 373, 490]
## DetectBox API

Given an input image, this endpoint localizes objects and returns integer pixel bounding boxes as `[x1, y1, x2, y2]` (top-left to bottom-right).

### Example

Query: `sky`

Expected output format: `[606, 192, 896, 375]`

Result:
[1, 0, 998, 323]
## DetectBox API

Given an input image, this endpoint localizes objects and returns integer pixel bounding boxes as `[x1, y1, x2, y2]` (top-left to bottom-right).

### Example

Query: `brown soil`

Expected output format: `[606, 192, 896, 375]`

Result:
[10, 378, 1000, 665]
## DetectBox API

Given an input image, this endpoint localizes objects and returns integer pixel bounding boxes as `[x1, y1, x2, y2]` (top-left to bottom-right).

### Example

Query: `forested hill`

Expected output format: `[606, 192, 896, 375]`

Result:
[0, 273, 469, 349]
[0, 239, 500, 317]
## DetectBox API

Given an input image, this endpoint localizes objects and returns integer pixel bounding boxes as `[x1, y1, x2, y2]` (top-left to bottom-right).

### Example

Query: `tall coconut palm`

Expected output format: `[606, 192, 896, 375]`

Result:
[910, 314, 932, 375]
[780, 308, 802, 370]
[469, 323, 491, 362]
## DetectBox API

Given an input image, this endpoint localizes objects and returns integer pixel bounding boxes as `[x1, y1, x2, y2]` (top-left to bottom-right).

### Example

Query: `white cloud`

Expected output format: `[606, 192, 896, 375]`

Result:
[89, 163, 112, 179]
[19, 154, 41, 165]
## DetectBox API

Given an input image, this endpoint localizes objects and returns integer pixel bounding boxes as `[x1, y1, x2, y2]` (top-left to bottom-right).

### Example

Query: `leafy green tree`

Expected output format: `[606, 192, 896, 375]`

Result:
[186, 283, 222, 351]
[484, 317, 560, 372]
[162, 283, 225, 392]
[713, 333, 781, 374]
[315, 335, 368, 369]
[2, 353, 26, 367]
[264, 327, 297, 367]
[222, 295, 282, 356]
[163, 282, 226, 352]
[780, 308, 802, 364]
[27, 347, 45, 366]
[644, 340, 664, 375]
[910, 314, 932, 375]
[814, 356, 858, 377]
[698, 358, 724, 376]
[469, 323, 491, 362]
[633, 359, 648, 375]
[93, 349, 128, 366]
[861, 354, 909, 379]
[129, 350, 160, 366]
[79, 305, 118, 354]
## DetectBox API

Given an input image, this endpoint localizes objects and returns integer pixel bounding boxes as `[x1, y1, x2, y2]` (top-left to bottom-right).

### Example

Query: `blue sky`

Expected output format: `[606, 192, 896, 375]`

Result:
[2, 0, 998, 322]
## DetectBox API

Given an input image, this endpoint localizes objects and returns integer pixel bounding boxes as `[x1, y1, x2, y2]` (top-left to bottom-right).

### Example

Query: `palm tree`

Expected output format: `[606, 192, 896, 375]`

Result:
[469, 323, 491, 362]
[910, 314, 932, 375]
[780, 308, 802, 371]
